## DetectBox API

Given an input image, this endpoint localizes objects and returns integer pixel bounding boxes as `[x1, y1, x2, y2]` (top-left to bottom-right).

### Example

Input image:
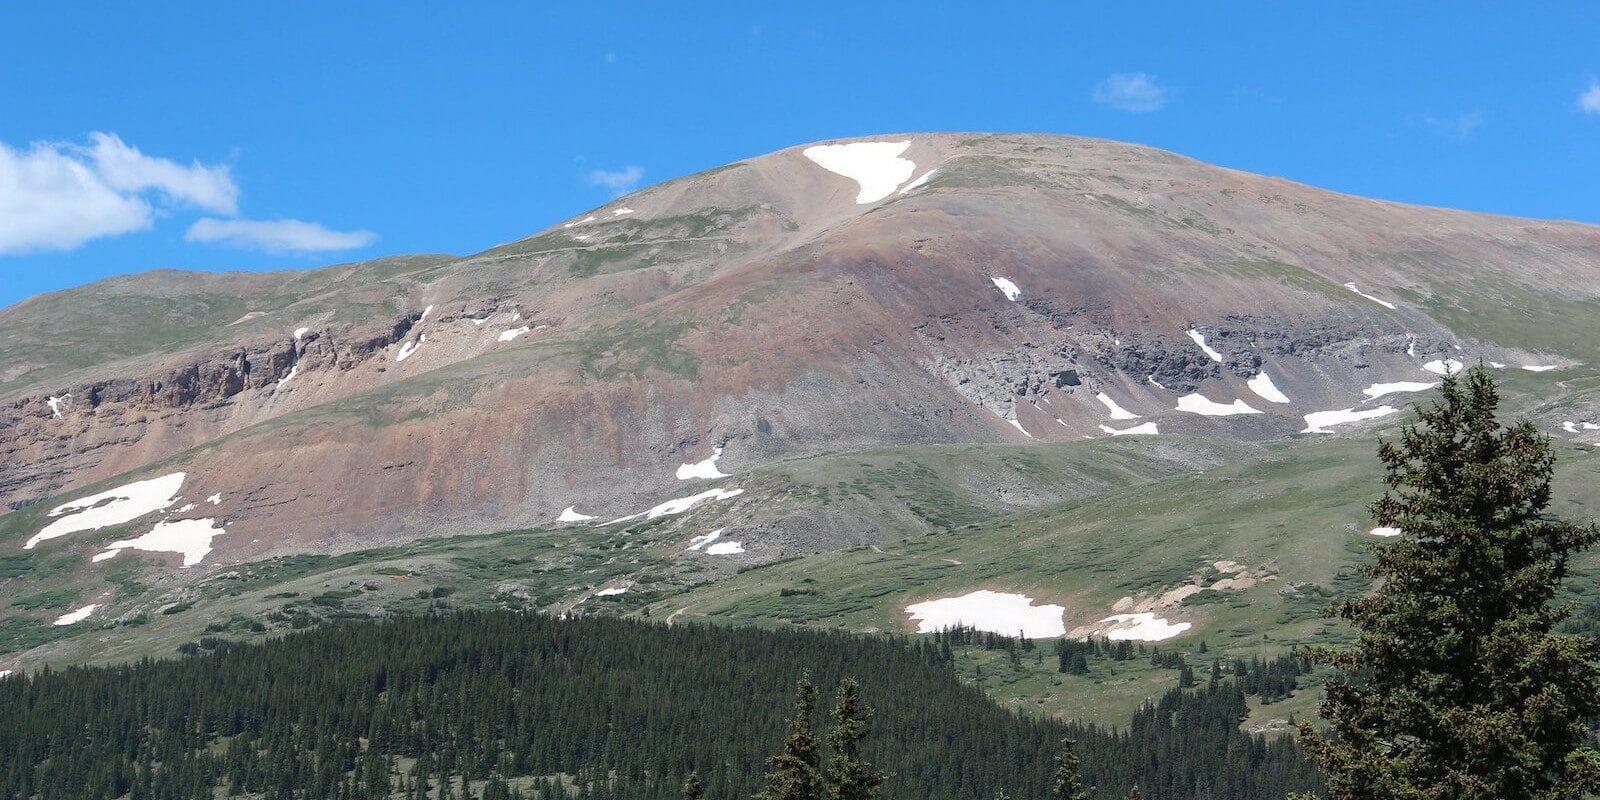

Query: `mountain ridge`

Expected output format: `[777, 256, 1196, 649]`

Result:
[3, 133, 1599, 678]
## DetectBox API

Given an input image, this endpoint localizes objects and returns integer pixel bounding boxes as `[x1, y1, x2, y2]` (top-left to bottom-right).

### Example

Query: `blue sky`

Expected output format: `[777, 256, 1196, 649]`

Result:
[3, 2, 1598, 309]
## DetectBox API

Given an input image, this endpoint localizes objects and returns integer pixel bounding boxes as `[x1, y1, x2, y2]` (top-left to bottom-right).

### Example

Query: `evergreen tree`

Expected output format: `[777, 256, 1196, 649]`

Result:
[683, 772, 705, 800]
[1299, 367, 1600, 799]
[823, 678, 887, 800]
[757, 674, 823, 800]
[1051, 739, 1093, 800]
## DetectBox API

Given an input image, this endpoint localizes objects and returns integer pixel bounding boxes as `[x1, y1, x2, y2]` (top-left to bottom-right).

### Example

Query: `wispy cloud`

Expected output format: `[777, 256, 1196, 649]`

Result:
[185, 218, 377, 253]
[1411, 111, 1484, 140]
[0, 132, 237, 254]
[586, 166, 644, 197]
[1092, 73, 1169, 113]
[1580, 80, 1600, 114]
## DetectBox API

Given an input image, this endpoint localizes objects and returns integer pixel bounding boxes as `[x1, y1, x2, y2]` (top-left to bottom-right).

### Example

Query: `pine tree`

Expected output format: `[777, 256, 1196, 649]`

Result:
[683, 772, 705, 800]
[823, 678, 887, 800]
[1051, 739, 1093, 800]
[1299, 367, 1600, 799]
[756, 674, 823, 800]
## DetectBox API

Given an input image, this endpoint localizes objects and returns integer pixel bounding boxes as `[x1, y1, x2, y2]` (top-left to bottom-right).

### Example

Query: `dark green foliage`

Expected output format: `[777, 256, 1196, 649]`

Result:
[0, 611, 1321, 800]
[1300, 367, 1600, 799]
[682, 772, 705, 800]
[824, 678, 887, 800]
[1051, 739, 1093, 800]
[758, 674, 823, 800]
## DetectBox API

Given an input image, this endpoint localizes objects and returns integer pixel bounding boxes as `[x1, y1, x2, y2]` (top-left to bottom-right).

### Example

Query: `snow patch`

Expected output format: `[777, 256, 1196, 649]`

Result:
[1564, 422, 1581, 434]
[1147, 375, 1167, 390]
[293, 327, 309, 340]
[47, 394, 69, 418]
[1343, 283, 1397, 310]
[97, 517, 227, 568]
[1362, 381, 1437, 400]
[706, 541, 746, 555]
[990, 277, 1021, 302]
[1302, 406, 1399, 434]
[1097, 613, 1190, 642]
[594, 586, 628, 596]
[498, 326, 532, 342]
[27, 472, 187, 549]
[0, 670, 11, 679]
[1186, 329, 1223, 362]
[557, 506, 597, 523]
[1369, 526, 1403, 537]
[606, 488, 745, 525]
[1099, 422, 1160, 436]
[1246, 372, 1291, 404]
[1007, 418, 1032, 438]
[1422, 359, 1463, 376]
[686, 529, 724, 552]
[1175, 394, 1261, 416]
[275, 363, 299, 387]
[801, 140, 916, 204]
[904, 590, 1066, 638]
[395, 335, 425, 362]
[207, 493, 221, 505]
[419, 305, 434, 321]
[175, 503, 197, 513]
[1585, 423, 1600, 431]
[898, 168, 936, 194]
[1095, 392, 1140, 420]
[612, 207, 635, 216]
[53, 604, 98, 626]
[676, 446, 730, 480]
[1523, 365, 1559, 372]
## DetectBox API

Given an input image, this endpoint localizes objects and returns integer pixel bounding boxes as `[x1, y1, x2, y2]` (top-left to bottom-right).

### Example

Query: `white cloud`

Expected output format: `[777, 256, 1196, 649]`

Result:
[1580, 80, 1600, 114]
[0, 132, 237, 254]
[184, 218, 377, 253]
[1092, 72, 1169, 113]
[586, 166, 644, 196]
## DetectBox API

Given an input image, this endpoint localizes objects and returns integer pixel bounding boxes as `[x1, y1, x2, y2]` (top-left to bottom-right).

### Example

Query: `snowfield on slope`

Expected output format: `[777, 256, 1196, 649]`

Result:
[1097, 613, 1191, 641]
[1096, 392, 1139, 420]
[26, 472, 187, 549]
[1302, 406, 1399, 434]
[904, 590, 1067, 638]
[53, 604, 99, 626]
[1100, 422, 1159, 436]
[1343, 283, 1397, 309]
[1187, 330, 1223, 362]
[96, 518, 228, 568]
[802, 140, 916, 203]
[990, 277, 1022, 301]
[676, 447, 730, 480]
[1362, 381, 1437, 400]
[1175, 394, 1261, 416]
[1247, 372, 1291, 404]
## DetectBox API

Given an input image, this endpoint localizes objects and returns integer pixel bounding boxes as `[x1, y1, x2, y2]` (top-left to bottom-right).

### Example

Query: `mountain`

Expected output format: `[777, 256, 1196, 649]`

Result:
[3, 133, 1599, 699]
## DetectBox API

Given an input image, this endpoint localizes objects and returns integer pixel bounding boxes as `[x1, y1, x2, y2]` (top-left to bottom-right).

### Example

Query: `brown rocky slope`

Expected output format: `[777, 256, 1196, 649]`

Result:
[3, 132, 1598, 574]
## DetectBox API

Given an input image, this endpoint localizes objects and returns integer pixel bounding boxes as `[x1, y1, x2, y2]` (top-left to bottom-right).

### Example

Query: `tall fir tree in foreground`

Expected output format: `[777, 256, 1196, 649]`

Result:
[824, 678, 887, 800]
[757, 674, 823, 800]
[1299, 366, 1600, 799]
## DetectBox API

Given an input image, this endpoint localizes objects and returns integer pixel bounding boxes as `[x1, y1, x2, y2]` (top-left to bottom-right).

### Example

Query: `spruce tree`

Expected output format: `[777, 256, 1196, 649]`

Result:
[757, 674, 823, 800]
[683, 772, 705, 800]
[824, 678, 887, 800]
[1299, 366, 1600, 799]
[1051, 739, 1093, 800]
